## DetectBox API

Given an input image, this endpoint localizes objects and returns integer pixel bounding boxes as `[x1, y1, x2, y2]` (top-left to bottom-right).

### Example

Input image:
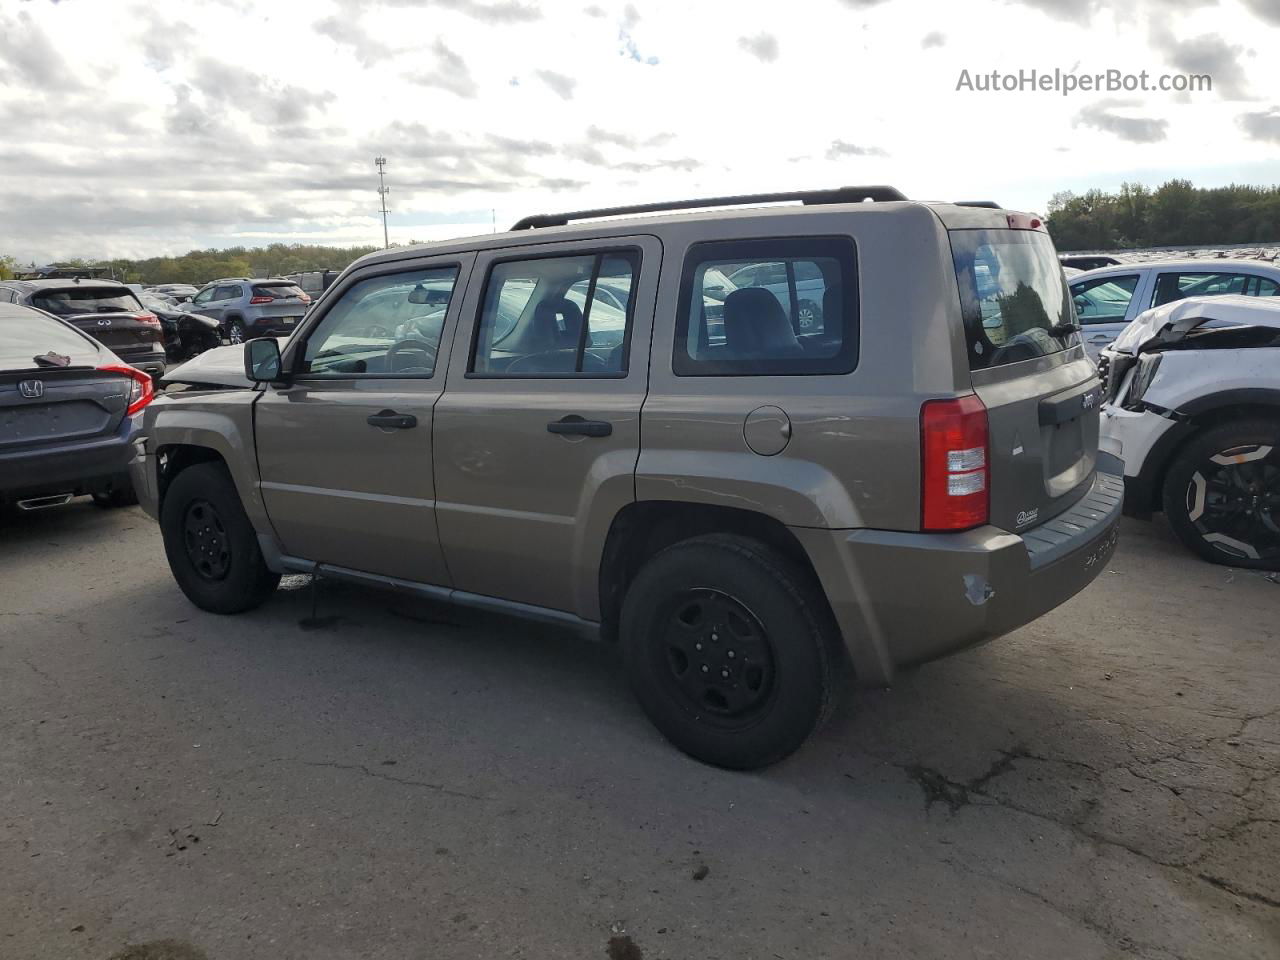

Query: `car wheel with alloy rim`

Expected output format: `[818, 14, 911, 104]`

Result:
[1163, 419, 1280, 570]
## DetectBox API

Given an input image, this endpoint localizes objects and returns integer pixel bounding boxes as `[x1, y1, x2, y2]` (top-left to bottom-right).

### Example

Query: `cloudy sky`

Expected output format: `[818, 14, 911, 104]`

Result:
[1, 0, 1278, 262]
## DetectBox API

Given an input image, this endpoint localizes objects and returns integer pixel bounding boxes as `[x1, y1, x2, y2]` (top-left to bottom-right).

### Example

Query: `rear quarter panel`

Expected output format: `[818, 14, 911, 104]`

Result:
[639, 204, 967, 531]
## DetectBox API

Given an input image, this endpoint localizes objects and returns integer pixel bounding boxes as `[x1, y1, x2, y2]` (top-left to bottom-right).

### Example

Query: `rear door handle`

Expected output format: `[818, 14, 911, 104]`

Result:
[547, 415, 612, 438]
[367, 410, 417, 429]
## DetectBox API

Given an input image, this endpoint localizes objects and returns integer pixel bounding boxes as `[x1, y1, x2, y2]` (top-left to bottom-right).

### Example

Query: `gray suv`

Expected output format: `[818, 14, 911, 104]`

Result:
[189, 278, 312, 343]
[131, 187, 1122, 769]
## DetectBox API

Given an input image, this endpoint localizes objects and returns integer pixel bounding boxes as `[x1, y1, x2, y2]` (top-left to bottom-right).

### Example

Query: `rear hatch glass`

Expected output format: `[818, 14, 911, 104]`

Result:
[950, 228, 1101, 533]
[31, 286, 142, 318]
[251, 283, 306, 301]
[951, 230, 1075, 369]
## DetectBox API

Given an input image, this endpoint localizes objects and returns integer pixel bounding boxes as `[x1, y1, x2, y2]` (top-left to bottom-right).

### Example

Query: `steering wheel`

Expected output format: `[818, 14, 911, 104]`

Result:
[361, 322, 393, 338]
[386, 338, 437, 374]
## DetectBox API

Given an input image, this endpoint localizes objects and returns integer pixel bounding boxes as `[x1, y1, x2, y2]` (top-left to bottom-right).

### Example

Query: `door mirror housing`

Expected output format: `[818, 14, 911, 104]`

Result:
[244, 337, 284, 383]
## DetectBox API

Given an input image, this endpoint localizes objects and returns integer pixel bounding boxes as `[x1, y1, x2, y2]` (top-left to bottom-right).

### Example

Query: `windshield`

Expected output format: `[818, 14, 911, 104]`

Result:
[31, 287, 142, 317]
[950, 229, 1075, 370]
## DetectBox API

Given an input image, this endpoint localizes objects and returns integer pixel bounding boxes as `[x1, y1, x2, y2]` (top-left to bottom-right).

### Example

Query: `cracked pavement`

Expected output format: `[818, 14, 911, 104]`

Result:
[1, 503, 1277, 959]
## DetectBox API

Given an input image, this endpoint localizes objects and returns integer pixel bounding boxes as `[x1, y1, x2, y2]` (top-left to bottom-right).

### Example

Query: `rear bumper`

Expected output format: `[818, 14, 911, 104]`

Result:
[0, 415, 143, 501]
[129, 445, 161, 521]
[794, 454, 1124, 686]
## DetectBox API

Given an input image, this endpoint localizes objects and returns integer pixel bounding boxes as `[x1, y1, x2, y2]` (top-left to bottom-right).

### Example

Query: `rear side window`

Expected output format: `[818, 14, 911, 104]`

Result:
[1070, 274, 1140, 324]
[470, 251, 638, 377]
[30, 287, 142, 317]
[251, 283, 305, 301]
[1152, 271, 1280, 306]
[675, 237, 858, 376]
[950, 229, 1074, 370]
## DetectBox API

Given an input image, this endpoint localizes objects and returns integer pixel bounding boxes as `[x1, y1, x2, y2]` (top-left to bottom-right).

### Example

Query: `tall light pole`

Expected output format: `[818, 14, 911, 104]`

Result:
[375, 156, 390, 249]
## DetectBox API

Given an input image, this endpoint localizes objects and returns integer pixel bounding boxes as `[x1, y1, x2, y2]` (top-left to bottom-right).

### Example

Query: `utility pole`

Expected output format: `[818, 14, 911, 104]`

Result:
[375, 156, 390, 249]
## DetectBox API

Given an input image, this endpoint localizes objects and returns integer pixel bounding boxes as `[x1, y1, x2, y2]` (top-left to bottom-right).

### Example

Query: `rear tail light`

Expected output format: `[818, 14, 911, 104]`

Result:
[249, 295, 273, 304]
[136, 312, 160, 325]
[98, 363, 155, 416]
[921, 394, 989, 531]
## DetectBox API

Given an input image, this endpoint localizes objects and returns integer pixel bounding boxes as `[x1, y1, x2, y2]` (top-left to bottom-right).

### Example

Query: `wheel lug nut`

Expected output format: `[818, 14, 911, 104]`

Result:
[700, 664, 709, 673]
[727, 650, 735, 658]
[695, 643, 702, 651]
[721, 669, 729, 678]
[711, 633, 719, 642]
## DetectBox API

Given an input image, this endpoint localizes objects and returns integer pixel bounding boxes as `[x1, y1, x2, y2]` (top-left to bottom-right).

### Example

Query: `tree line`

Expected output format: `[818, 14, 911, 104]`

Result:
[1046, 181, 1280, 252]
[4, 183, 1278, 281]
[0, 242, 382, 284]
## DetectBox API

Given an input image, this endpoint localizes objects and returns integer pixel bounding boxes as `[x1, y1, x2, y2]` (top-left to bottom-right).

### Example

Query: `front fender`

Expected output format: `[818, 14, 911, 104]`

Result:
[145, 390, 268, 531]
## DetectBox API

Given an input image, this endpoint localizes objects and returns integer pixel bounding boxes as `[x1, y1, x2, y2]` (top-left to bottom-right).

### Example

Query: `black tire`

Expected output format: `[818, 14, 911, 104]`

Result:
[92, 483, 138, 508]
[620, 534, 846, 769]
[160, 461, 280, 613]
[225, 319, 246, 344]
[1162, 419, 1280, 571]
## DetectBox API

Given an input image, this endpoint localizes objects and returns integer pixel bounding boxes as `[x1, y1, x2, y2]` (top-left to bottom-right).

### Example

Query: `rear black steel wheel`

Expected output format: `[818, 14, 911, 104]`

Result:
[621, 534, 846, 769]
[1163, 419, 1280, 570]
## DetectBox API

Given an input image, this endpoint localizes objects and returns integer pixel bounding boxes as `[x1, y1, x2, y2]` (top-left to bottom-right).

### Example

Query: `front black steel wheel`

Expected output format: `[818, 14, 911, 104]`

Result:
[160, 461, 280, 613]
[183, 499, 231, 580]
[1164, 420, 1280, 570]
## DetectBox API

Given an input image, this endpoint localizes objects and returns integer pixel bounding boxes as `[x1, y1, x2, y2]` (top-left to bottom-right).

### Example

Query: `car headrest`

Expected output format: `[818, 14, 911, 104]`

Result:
[723, 288, 802, 356]
[531, 298, 584, 349]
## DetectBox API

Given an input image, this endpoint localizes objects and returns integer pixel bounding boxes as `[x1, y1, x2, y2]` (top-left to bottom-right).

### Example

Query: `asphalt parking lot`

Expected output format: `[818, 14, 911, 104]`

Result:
[1, 504, 1276, 960]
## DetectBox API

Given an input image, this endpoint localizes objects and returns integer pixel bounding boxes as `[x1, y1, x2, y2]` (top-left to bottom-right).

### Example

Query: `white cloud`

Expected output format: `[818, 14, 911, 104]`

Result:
[1, 0, 1278, 261]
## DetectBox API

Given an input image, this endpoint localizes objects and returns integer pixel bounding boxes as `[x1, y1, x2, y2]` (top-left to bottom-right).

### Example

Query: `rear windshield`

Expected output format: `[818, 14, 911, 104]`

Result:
[0, 310, 98, 368]
[950, 229, 1075, 370]
[252, 283, 305, 300]
[31, 287, 142, 318]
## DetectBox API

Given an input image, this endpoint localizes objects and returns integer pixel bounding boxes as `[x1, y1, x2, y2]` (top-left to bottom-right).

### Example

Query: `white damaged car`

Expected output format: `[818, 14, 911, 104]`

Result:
[1099, 295, 1280, 569]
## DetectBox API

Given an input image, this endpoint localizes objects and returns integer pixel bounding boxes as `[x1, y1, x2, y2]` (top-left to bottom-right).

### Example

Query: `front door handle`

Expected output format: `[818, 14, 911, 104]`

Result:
[547, 414, 612, 438]
[1087, 334, 1111, 343]
[367, 410, 417, 429]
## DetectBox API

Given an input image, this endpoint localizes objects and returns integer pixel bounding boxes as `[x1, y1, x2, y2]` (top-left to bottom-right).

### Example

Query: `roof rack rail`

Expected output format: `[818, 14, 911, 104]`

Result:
[953, 200, 1003, 209]
[510, 185, 908, 230]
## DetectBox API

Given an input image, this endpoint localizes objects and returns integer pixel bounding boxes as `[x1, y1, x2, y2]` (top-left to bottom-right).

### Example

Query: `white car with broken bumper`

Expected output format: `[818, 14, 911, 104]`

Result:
[1099, 295, 1280, 569]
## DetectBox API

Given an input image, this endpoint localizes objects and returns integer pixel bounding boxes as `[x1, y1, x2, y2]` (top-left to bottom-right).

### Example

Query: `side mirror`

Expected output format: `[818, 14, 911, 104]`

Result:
[244, 337, 284, 382]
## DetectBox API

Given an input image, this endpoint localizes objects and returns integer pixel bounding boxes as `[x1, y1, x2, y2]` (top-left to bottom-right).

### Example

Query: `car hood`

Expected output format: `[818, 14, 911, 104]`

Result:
[161, 343, 252, 388]
[1110, 294, 1280, 355]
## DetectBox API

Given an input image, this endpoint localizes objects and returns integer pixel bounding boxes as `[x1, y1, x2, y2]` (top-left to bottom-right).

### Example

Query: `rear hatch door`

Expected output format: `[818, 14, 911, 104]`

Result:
[0, 310, 127, 452]
[950, 225, 1102, 533]
[250, 282, 310, 327]
[30, 285, 161, 357]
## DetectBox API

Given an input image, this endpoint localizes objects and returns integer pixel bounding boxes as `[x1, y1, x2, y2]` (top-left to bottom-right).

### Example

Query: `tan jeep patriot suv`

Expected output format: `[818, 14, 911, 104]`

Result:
[132, 187, 1122, 769]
